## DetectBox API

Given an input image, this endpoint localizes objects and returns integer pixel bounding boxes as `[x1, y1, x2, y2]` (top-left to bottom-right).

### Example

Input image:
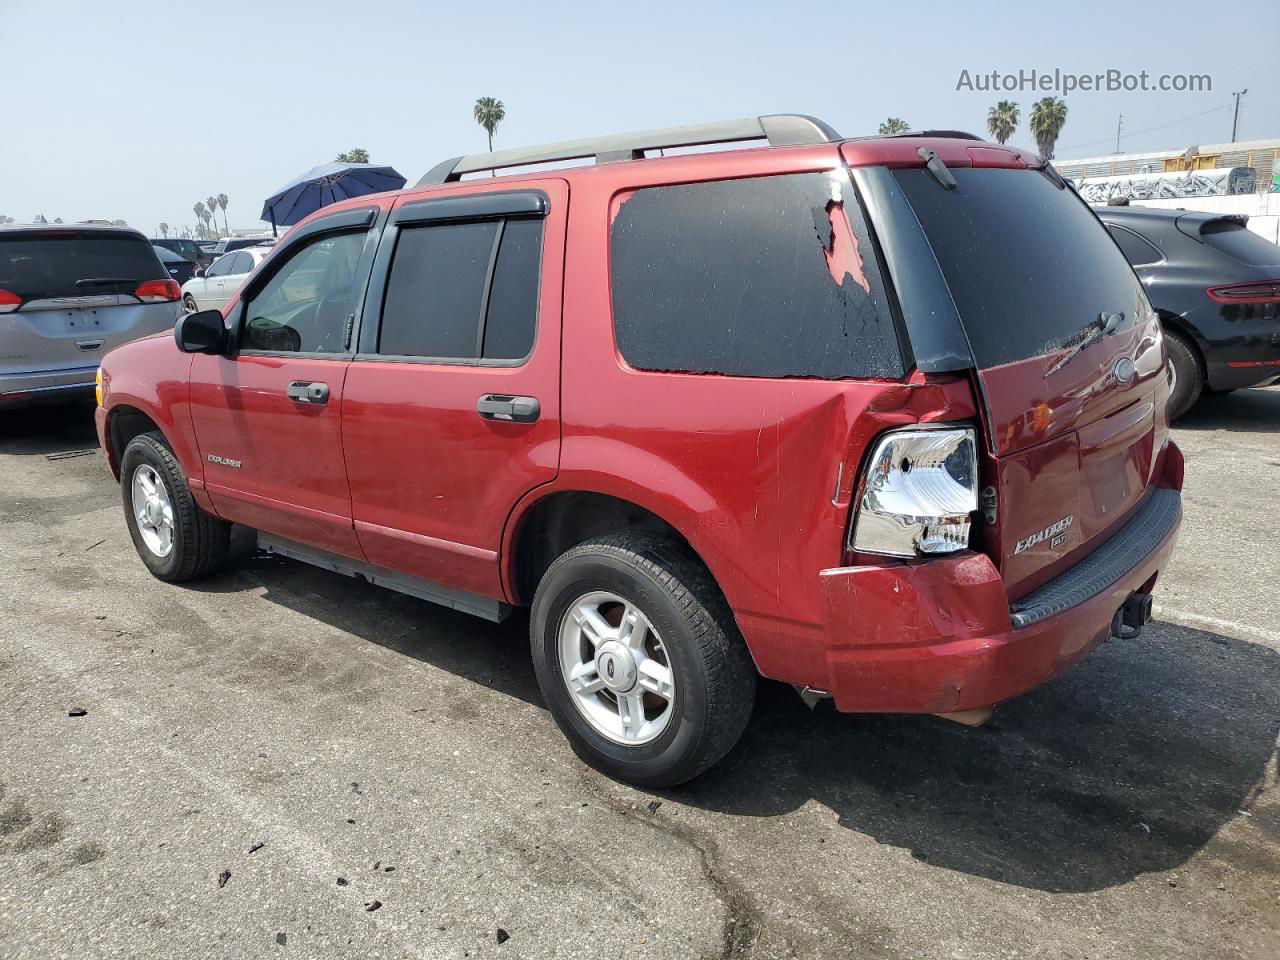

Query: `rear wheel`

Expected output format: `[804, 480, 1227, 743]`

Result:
[182, 293, 199, 313]
[121, 431, 230, 582]
[1164, 329, 1203, 421]
[530, 533, 756, 787]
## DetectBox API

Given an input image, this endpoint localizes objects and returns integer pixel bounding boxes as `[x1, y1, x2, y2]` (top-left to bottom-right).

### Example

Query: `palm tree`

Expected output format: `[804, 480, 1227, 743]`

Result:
[473, 97, 505, 172]
[336, 148, 370, 163]
[206, 196, 221, 237]
[193, 202, 207, 239]
[986, 100, 1020, 145]
[216, 194, 229, 235]
[878, 117, 910, 135]
[1029, 97, 1068, 160]
[159, 222, 170, 238]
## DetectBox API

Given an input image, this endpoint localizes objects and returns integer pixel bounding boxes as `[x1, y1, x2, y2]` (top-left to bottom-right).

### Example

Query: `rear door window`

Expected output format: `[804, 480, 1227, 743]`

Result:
[1199, 220, 1280, 267]
[895, 167, 1150, 368]
[0, 231, 165, 301]
[377, 215, 544, 361]
[609, 172, 902, 380]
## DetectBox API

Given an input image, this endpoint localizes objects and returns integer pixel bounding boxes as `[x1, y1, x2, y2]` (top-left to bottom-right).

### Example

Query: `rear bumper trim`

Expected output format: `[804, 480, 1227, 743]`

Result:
[1009, 488, 1181, 628]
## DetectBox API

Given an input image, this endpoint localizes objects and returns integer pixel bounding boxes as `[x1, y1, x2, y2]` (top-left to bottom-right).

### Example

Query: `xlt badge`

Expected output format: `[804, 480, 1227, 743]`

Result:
[1013, 515, 1073, 555]
[207, 454, 241, 469]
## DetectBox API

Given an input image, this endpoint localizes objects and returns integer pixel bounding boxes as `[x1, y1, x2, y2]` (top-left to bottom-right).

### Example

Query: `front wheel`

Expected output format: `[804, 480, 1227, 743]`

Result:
[530, 533, 756, 787]
[120, 431, 230, 582]
[182, 293, 199, 313]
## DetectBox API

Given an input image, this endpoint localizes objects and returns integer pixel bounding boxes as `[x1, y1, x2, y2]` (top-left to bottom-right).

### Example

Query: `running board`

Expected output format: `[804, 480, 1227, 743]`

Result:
[257, 533, 512, 623]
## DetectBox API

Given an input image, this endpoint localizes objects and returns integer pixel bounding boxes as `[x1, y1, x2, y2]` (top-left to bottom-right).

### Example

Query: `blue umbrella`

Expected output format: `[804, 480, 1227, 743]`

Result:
[260, 162, 406, 234]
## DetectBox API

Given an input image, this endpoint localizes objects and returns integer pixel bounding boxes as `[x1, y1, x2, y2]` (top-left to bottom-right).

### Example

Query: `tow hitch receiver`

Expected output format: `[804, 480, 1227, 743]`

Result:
[1111, 592, 1154, 640]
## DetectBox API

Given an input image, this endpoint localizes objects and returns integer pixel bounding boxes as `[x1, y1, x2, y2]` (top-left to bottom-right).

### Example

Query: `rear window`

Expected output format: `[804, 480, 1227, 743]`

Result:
[0, 231, 166, 301]
[1200, 220, 1280, 267]
[895, 168, 1150, 369]
[609, 172, 903, 381]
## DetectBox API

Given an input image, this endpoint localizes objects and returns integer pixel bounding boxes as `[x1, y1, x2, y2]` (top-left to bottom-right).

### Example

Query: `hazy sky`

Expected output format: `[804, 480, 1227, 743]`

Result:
[4, 0, 1276, 234]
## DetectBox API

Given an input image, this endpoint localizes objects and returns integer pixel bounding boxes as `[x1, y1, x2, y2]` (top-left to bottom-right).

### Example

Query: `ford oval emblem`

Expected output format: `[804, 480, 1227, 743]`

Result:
[1113, 356, 1135, 384]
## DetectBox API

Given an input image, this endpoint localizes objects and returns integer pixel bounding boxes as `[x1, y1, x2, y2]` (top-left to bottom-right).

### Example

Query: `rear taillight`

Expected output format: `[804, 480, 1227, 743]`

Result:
[1205, 280, 1280, 304]
[0, 289, 21, 313]
[135, 279, 182, 303]
[851, 426, 979, 558]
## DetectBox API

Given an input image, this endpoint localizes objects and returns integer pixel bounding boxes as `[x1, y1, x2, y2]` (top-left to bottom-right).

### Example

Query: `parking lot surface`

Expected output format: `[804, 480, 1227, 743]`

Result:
[1, 390, 1277, 960]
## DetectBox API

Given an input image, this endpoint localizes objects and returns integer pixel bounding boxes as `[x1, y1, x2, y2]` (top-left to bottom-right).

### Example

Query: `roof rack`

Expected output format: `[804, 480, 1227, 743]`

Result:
[417, 114, 842, 186]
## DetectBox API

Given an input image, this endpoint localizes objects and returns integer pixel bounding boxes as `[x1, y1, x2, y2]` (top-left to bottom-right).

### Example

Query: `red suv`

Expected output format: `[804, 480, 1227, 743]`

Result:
[94, 116, 1183, 786]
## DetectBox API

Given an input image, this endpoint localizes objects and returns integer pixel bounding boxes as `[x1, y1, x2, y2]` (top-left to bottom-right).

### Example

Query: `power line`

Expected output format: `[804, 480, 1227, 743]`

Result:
[1057, 103, 1231, 154]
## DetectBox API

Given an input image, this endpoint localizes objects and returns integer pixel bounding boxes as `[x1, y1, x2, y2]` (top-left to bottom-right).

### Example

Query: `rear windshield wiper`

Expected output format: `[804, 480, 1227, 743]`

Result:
[1043, 311, 1125, 378]
[917, 148, 957, 190]
[75, 277, 137, 288]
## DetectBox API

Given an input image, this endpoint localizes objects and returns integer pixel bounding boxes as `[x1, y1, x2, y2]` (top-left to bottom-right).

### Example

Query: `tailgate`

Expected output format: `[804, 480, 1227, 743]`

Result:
[2, 298, 180, 375]
[890, 162, 1169, 596]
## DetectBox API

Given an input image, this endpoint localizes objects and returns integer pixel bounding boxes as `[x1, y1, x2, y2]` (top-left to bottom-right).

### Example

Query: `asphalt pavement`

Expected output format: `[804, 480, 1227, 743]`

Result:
[1, 389, 1277, 960]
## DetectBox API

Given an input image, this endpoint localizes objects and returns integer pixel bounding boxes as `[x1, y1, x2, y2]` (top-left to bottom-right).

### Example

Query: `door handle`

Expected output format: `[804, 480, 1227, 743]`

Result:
[476, 394, 540, 423]
[287, 380, 330, 404]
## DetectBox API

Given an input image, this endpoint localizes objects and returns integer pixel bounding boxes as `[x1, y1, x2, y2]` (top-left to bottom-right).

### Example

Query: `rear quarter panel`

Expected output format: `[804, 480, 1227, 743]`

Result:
[530, 148, 979, 686]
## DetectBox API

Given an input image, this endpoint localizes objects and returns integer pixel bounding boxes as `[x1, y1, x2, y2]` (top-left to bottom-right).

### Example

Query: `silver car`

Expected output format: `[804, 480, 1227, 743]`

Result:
[180, 246, 271, 313]
[0, 224, 182, 407]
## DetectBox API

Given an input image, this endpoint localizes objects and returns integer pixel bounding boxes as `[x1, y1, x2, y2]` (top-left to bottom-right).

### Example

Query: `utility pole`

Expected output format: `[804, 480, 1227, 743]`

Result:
[1231, 89, 1248, 142]
[1114, 113, 1124, 153]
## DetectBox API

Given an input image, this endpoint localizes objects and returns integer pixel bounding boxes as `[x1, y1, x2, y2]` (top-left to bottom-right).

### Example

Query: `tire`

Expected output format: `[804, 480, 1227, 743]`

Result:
[182, 294, 199, 313]
[120, 431, 230, 582]
[1164, 329, 1203, 421]
[530, 532, 756, 787]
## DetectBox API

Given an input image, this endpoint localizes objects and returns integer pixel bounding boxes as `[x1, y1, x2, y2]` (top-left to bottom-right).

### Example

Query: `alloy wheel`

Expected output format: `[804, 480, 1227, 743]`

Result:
[557, 591, 675, 745]
[131, 464, 175, 558]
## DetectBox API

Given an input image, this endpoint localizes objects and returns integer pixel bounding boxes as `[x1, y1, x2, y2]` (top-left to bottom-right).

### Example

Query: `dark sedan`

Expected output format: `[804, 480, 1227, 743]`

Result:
[1096, 205, 1280, 418]
[152, 244, 199, 285]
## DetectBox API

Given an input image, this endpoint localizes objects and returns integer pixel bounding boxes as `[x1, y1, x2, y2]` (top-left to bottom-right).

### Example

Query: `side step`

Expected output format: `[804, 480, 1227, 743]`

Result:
[257, 533, 512, 623]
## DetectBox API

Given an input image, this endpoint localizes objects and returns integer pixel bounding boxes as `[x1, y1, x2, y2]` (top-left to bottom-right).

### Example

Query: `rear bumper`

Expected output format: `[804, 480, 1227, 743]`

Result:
[0, 366, 98, 408]
[816, 485, 1182, 714]
[1205, 359, 1280, 392]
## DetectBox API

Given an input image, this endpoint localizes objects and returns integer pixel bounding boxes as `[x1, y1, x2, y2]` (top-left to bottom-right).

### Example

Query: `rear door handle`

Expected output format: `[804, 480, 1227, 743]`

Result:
[476, 394, 540, 423]
[287, 380, 329, 404]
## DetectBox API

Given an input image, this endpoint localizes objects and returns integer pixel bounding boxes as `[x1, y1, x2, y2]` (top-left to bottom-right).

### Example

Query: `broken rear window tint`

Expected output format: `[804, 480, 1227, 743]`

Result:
[609, 172, 903, 381]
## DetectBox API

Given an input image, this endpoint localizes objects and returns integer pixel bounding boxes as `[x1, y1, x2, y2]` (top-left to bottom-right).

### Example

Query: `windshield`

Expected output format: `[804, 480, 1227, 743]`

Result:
[894, 167, 1151, 369]
[0, 231, 166, 301]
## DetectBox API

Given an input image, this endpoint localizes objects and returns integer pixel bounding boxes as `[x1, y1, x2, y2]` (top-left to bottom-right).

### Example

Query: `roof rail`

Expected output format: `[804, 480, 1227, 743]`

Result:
[416, 114, 841, 186]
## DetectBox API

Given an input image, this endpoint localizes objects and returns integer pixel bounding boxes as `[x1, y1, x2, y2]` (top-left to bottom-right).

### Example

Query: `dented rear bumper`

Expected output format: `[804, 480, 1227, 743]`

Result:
[816, 487, 1182, 715]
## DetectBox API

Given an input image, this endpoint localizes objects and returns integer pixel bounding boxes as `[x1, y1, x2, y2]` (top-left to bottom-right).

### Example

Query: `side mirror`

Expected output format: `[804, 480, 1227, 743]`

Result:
[175, 309, 228, 354]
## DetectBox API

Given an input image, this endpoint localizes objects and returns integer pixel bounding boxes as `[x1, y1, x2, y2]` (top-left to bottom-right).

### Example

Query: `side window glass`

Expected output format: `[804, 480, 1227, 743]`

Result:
[241, 230, 365, 354]
[482, 218, 542, 360]
[231, 252, 251, 274]
[609, 173, 902, 380]
[1107, 225, 1162, 266]
[379, 221, 499, 358]
[207, 256, 230, 277]
[377, 215, 544, 361]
